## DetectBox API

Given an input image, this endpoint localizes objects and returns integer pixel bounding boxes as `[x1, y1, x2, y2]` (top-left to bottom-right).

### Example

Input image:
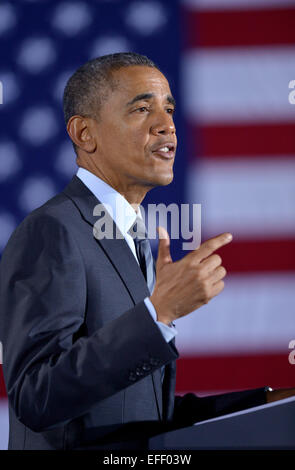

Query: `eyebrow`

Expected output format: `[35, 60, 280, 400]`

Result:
[126, 93, 176, 108]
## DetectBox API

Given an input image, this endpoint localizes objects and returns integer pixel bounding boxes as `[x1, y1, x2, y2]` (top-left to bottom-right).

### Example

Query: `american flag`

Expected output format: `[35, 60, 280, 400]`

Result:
[176, 0, 295, 396]
[0, 0, 182, 450]
[0, 0, 295, 450]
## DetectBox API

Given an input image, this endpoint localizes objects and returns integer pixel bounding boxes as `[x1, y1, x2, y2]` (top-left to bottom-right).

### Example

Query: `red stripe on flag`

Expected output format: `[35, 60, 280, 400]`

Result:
[189, 123, 295, 158]
[176, 352, 295, 393]
[0, 366, 6, 398]
[185, 7, 295, 48]
[215, 239, 295, 273]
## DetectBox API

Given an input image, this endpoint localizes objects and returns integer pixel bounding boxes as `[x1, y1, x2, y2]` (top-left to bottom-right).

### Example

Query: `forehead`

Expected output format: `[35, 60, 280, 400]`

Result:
[111, 66, 171, 99]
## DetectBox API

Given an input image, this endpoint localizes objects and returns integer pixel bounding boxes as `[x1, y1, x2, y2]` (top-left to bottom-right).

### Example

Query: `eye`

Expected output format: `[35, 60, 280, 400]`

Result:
[166, 107, 175, 115]
[136, 106, 149, 113]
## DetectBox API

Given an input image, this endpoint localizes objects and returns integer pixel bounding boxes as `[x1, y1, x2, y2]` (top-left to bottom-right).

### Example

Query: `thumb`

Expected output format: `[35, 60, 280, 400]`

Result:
[156, 226, 172, 270]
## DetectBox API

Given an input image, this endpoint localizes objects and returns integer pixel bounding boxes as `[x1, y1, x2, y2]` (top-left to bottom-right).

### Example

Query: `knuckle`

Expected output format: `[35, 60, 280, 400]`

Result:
[215, 254, 222, 264]
[219, 266, 227, 277]
[217, 280, 225, 292]
[211, 280, 225, 299]
[208, 253, 222, 268]
[188, 258, 197, 270]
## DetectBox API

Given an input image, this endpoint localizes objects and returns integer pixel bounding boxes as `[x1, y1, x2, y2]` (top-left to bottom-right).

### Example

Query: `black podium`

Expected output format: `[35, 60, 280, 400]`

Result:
[149, 396, 295, 450]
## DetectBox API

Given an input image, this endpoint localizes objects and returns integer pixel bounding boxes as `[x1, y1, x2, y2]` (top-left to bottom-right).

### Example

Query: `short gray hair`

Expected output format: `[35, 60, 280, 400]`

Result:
[63, 52, 159, 125]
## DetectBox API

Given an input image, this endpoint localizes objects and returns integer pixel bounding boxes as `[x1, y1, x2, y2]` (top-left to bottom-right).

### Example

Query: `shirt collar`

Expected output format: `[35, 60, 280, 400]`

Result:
[76, 167, 140, 237]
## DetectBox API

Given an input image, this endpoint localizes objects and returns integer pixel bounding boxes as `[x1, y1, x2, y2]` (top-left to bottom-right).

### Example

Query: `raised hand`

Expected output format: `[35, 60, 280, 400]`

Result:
[150, 227, 233, 325]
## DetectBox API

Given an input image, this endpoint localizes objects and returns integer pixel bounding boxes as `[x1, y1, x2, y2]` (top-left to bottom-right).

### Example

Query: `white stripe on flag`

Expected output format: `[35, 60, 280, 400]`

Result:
[0, 399, 8, 450]
[188, 157, 295, 238]
[183, 47, 295, 123]
[176, 272, 295, 354]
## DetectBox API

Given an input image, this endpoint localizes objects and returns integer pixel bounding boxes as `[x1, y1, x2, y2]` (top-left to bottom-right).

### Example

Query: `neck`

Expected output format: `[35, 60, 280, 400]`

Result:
[77, 161, 151, 209]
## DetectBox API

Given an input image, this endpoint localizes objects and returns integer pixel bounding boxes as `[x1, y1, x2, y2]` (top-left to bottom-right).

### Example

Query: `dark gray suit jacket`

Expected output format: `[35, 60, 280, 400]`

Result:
[0, 176, 266, 450]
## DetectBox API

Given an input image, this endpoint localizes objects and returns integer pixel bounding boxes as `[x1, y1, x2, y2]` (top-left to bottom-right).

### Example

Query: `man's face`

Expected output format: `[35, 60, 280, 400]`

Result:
[90, 66, 177, 191]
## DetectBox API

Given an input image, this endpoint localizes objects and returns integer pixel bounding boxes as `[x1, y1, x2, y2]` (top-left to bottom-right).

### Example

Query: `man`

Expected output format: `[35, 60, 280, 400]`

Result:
[0, 52, 293, 450]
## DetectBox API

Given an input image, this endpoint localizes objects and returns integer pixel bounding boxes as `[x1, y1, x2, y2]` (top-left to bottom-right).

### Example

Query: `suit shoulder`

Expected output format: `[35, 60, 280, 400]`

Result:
[27, 190, 74, 225]
[2, 187, 79, 256]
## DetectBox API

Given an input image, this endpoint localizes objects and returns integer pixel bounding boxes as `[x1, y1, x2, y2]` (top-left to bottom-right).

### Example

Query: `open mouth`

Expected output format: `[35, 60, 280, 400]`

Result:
[151, 143, 175, 160]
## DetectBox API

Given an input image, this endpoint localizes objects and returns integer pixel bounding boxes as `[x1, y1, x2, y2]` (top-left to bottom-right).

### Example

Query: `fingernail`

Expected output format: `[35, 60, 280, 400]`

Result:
[226, 233, 233, 241]
[157, 227, 164, 238]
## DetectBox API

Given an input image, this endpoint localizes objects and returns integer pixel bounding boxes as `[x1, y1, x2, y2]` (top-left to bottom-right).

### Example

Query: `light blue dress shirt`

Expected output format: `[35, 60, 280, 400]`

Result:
[76, 167, 177, 343]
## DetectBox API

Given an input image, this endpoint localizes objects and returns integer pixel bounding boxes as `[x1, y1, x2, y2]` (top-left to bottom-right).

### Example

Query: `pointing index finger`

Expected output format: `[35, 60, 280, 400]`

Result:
[192, 233, 233, 263]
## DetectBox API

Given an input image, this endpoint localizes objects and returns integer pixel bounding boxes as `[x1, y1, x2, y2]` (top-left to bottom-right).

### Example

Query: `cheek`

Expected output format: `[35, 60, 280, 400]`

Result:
[123, 127, 149, 153]
[100, 118, 149, 156]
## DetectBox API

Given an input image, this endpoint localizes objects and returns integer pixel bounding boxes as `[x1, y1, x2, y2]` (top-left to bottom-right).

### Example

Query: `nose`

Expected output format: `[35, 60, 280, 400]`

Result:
[150, 111, 176, 136]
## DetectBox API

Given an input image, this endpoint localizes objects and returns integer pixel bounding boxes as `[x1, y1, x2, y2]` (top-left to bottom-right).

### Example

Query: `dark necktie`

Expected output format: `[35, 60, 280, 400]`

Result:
[129, 216, 156, 294]
[129, 216, 167, 385]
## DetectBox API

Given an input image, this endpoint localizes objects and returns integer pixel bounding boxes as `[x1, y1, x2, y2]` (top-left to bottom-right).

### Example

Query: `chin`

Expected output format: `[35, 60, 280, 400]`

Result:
[151, 171, 174, 187]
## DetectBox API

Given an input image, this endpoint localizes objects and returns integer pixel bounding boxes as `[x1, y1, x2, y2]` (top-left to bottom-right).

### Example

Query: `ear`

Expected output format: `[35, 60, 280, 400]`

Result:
[67, 115, 97, 153]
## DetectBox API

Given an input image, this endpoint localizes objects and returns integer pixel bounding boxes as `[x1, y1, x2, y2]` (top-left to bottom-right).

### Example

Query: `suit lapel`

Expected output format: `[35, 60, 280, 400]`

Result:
[63, 176, 150, 303]
[63, 176, 163, 418]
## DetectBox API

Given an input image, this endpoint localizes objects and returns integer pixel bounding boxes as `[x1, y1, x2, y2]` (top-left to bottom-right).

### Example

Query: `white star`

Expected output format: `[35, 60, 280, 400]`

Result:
[19, 107, 58, 146]
[0, 142, 21, 182]
[17, 37, 56, 74]
[52, 2, 92, 36]
[0, 3, 17, 36]
[125, 1, 167, 36]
